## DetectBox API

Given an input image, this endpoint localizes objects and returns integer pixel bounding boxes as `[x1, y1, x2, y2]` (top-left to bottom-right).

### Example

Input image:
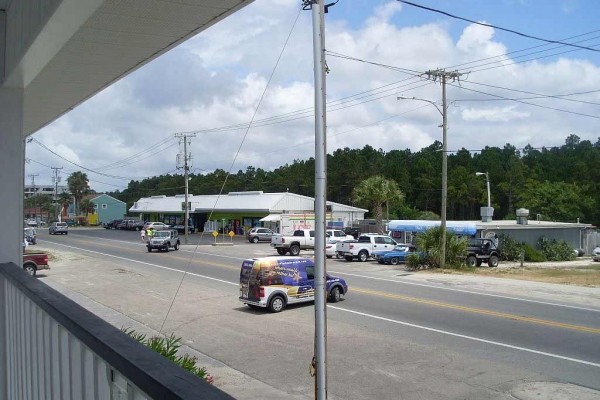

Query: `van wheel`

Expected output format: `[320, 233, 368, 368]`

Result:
[358, 250, 369, 262]
[23, 264, 36, 276]
[252, 237, 259, 243]
[328, 286, 341, 303]
[268, 295, 286, 313]
[276, 248, 287, 255]
[147, 246, 152, 253]
[289, 245, 300, 256]
[335, 252, 343, 259]
[174, 242, 179, 250]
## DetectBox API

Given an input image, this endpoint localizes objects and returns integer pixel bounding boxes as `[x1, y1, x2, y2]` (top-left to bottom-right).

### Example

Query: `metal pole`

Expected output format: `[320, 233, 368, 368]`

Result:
[311, 1, 328, 398]
[184, 136, 189, 245]
[486, 173, 491, 208]
[440, 75, 447, 269]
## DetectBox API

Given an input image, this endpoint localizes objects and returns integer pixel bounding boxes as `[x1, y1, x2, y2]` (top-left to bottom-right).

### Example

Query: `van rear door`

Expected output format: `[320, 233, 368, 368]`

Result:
[240, 259, 260, 301]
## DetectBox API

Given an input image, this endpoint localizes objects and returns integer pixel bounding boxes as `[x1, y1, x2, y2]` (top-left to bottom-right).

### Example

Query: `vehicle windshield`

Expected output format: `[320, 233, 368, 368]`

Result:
[154, 231, 170, 238]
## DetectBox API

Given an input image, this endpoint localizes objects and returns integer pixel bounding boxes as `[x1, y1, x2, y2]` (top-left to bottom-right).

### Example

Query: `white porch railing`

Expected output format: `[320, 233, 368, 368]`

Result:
[0, 262, 233, 400]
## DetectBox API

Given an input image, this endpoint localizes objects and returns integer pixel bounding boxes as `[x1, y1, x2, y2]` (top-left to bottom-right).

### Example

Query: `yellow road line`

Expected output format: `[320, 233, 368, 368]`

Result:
[353, 287, 600, 334]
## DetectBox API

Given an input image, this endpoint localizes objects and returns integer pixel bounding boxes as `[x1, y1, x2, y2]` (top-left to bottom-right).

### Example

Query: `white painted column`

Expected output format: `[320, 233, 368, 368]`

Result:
[0, 87, 24, 265]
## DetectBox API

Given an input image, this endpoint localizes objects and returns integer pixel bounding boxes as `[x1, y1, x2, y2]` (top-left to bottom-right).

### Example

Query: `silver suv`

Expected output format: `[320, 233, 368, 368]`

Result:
[49, 222, 68, 235]
[246, 227, 274, 243]
[147, 229, 180, 252]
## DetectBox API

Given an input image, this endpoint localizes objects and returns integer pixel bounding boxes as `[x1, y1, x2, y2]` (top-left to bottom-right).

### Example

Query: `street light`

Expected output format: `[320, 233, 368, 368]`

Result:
[475, 172, 490, 208]
[398, 95, 448, 268]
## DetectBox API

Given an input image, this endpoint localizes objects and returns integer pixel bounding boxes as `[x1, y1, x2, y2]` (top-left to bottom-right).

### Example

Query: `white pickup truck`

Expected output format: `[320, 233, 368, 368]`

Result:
[271, 229, 315, 256]
[337, 234, 397, 262]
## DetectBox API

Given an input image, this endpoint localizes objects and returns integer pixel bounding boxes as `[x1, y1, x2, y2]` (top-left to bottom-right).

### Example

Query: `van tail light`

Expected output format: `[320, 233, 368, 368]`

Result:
[259, 287, 265, 298]
[43, 255, 48, 264]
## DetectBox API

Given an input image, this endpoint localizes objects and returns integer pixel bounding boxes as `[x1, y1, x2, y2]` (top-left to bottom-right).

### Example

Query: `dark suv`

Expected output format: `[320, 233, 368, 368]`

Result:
[466, 238, 500, 267]
[246, 227, 274, 243]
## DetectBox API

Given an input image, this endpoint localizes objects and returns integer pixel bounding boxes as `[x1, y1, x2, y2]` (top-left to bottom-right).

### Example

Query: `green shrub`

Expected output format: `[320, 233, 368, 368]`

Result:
[522, 243, 546, 262]
[538, 236, 576, 261]
[122, 328, 213, 384]
[406, 253, 426, 270]
[413, 227, 467, 269]
[498, 234, 522, 261]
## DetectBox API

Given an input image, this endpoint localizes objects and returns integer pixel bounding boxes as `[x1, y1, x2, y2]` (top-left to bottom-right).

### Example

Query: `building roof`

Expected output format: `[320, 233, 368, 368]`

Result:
[129, 191, 367, 214]
[90, 193, 126, 205]
[475, 219, 594, 230]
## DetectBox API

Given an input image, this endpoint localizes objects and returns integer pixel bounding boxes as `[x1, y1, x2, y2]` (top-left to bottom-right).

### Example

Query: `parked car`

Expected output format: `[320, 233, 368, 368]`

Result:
[337, 234, 397, 262]
[49, 222, 68, 235]
[271, 229, 315, 256]
[372, 243, 412, 261]
[143, 222, 169, 231]
[124, 219, 144, 231]
[376, 244, 418, 265]
[239, 256, 348, 313]
[147, 229, 180, 252]
[26, 219, 38, 227]
[246, 227, 274, 243]
[326, 229, 354, 241]
[592, 246, 600, 262]
[22, 252, 50, 276]
[171, 222, 195, 234]
[466, 238, 501, 267]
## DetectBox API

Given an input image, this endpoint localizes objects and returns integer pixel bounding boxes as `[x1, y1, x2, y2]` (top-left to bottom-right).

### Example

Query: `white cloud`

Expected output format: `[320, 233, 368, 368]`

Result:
[461, 105, 530, 122]
[26, 0, 600, 192]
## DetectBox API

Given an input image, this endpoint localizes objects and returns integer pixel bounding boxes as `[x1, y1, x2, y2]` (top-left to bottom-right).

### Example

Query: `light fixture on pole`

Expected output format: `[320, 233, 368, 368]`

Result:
[475, 171, 494, 222]
[398, 95, 447, 268]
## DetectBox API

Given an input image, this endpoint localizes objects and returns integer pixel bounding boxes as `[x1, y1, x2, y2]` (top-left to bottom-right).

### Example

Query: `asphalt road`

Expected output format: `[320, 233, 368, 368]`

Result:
[36, 228, 600, 399]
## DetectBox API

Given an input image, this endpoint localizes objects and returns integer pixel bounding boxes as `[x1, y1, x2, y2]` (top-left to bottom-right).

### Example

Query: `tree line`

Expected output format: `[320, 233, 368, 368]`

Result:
[107, 134, 599, 226]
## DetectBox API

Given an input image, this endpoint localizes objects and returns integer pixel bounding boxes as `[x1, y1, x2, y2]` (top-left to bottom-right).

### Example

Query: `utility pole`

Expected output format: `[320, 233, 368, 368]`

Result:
[51, 167, 63, 221]
[423, 69, 463, 269]
[28, 174, 39, 220]
[175, 133, 196, 244]
[305, 0, 328, 398]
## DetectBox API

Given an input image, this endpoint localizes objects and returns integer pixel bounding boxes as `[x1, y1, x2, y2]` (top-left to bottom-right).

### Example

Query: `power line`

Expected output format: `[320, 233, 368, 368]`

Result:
[397, 0, 600, 53]
[448, 82, 600, 119]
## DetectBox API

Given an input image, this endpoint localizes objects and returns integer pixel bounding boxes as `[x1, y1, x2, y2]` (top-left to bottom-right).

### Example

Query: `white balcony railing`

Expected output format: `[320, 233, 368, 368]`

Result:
[1, 262, 233, 400]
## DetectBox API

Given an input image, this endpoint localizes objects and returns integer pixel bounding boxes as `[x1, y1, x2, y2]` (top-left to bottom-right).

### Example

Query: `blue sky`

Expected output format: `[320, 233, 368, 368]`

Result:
[26, 0, 600, 192]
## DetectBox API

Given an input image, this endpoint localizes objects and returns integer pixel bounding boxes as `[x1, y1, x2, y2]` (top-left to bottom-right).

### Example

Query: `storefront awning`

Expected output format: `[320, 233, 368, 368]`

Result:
[260, 214, 281, 222]
[387, 220, 477, 236]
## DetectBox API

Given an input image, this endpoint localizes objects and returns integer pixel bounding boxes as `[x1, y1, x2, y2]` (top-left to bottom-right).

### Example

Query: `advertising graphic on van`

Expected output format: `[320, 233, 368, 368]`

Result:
[239, 256, 348, 313]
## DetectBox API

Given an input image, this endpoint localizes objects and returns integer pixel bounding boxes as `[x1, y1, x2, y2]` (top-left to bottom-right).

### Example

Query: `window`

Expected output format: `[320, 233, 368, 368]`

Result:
[384, 237, 395, 245]
[102, 204, 107, 209]
[94, 204, 98, 209]
[375, 237, 385, 244]
[305, 266, 314, 280]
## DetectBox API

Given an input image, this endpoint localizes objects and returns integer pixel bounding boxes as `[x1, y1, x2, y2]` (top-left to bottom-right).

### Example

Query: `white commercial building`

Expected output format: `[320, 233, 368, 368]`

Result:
[129, 190, 368, 234]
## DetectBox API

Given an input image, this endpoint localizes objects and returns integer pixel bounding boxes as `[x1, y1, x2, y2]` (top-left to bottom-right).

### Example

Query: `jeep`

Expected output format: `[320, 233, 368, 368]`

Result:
[147, 229, 180, 252]
[466, 238, 500, 267]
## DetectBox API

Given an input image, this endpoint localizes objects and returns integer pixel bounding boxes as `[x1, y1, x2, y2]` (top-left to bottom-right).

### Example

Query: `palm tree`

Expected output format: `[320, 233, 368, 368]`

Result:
[79, 198, 95, 216]
[352, 176, 404, 233]
[67, 171, 90, 216]
[58, 192, 73, 220]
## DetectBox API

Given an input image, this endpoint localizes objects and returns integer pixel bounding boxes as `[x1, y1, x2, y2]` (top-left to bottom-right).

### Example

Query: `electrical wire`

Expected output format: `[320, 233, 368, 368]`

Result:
[447, 82, 600, 119]
[397, 0, 600, 53]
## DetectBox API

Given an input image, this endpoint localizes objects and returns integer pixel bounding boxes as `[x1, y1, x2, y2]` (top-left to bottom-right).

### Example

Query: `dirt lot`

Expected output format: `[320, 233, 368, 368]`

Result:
[431, 258, 600, 287]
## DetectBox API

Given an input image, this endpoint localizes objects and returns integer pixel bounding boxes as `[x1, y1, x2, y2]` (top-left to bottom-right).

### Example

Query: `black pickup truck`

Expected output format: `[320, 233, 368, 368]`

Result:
[466, 238, 500, 267]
